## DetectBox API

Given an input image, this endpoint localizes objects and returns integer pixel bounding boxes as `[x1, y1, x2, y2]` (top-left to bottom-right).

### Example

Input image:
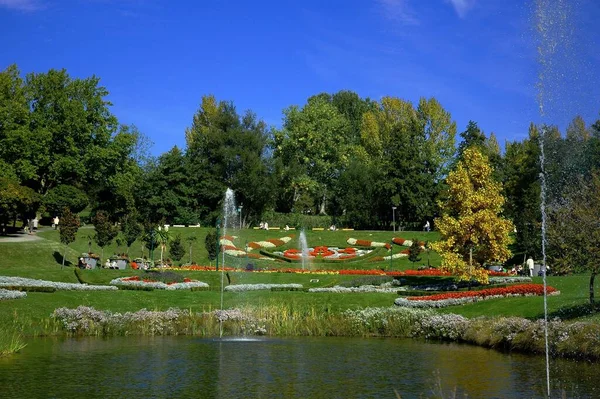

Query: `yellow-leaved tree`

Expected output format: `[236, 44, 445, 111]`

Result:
[432, 147, 514, 283]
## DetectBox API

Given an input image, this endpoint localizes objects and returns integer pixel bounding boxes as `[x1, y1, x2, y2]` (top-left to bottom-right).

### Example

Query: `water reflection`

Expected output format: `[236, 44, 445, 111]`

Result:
[0, 336, 598, 398]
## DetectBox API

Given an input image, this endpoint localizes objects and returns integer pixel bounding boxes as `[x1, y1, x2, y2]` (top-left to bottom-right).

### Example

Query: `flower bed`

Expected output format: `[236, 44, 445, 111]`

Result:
[394, 284, 559, 308]
[347, 238, 391, 250]
[223, 283, 303, 292]
[0, 288, 27, 300]
[110, 276, 209, 290]
[247, 235, 294, 251]
[309, 285, 400, 293]
[0, 276, 117, 291]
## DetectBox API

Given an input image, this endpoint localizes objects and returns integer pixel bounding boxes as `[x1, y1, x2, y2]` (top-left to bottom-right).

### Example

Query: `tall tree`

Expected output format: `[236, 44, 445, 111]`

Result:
[59, 208, 80, 268]
[121, 213, 142, 255]
[186, 95, 272, 224]
[91, 210, 117, 263]
[432, 148, 514, 283]
[456, 121, 486, 162]
[547, 173, 600, 304]
[273, 95, 352, 215]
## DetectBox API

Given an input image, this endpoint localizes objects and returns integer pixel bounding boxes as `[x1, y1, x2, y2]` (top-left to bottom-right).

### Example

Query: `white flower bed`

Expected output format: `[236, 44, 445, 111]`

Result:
[0, 276, 117, 291]
[383, 253, 408, 260]
[224, 249, 247, 257]
[110, 277, 209, 290]
[488, 276, 532, 284]
[0, 288, 27, 300]
[224, 283, 303, 292]
[394, 291, 561, 308]
[309, 285, 400, 293]
[280, 236, 292, 244]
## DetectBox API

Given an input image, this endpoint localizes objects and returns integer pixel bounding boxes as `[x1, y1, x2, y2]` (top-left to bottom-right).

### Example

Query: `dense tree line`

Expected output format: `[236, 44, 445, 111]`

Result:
[3, 65, 600, 276]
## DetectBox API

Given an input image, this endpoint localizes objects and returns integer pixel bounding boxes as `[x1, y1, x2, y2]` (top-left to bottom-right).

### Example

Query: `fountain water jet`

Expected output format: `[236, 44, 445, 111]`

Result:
[299, 229, 310, 270]
[219, 188, 238, 338]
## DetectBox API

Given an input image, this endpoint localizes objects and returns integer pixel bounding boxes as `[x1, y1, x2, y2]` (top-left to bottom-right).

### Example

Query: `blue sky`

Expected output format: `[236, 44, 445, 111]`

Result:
[2, 0, 600, 155]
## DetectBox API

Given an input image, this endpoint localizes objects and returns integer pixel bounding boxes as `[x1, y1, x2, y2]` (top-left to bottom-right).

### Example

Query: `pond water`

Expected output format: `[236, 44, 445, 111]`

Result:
[0, 336, 598, 398]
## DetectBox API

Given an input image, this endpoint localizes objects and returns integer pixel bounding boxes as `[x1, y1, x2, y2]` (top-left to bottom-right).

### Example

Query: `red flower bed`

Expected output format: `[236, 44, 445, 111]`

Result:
[411, 284, 557, 301]
[123, 276, 141, 281]
[487, 270, 511, 276]
[221, 245, 238, 251]
[268, 239, 285, 246]
[310, 246, 335, 257]
[247, 242, 262, 250]
[221, 235, 235, 241]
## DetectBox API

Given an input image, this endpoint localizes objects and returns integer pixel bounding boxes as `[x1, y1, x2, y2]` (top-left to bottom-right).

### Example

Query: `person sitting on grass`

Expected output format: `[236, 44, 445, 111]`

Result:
[104, 259, 110, 269]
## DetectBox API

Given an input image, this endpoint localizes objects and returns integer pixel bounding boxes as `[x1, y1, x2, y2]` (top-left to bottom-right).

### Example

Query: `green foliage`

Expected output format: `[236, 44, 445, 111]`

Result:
[204, 229, 218, 261]
[43, 185, 88, 217]
[185, 95, 273, 225]
[0, 177, 40, 227]
[91, 210, 117, 250]
[59, 208, 80, 246]
[121, 213, 142, 251]
[169, 234, 185, 262]
[408, 239, 422, 264]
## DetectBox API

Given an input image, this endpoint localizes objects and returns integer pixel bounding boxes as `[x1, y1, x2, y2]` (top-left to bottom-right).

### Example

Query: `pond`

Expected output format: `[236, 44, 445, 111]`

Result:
[0, 336, 598, 398]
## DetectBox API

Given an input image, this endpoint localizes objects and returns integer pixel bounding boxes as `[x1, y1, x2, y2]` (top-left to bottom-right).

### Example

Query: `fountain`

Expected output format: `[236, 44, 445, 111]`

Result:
[219, 188, 239, 338]
[534, 0, 575, 395]
[299, 229, 310, 270]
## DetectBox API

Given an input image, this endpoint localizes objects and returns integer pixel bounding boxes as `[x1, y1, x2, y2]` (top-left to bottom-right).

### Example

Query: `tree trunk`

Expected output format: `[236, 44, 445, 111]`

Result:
[590, 272, 596, 306]
[62, 244, 67, 269]
[160, 245, 164, 269]
[189, 244, 193, 264]
[101, 248, 104, 267]
[319, 193, 327, 215]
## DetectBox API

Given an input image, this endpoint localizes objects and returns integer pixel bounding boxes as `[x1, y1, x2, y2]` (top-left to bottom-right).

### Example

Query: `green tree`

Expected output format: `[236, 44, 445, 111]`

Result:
[432, 148, 514, 283]
[121, 213, 142, 255]
[204, 229, 218, 265]
[456, 121, 486, 161]
[408, 239, 422, 265]
[59, 208, 80, 268]
[169, 234, 185, 264]
[156, 227, 170, 267]
[186, 95, 273, 224]
[0, 177, 40, 231]
[91, 210, 117, 263]
[43, 185, 88, 217]
[547, 173, 600, 304]
[273, 94, 352, 215]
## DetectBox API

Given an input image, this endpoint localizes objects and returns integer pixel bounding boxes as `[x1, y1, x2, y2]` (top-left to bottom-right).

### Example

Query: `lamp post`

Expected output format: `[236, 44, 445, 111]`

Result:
[238, 205, 243, 229]
[392, 206, 397, 232]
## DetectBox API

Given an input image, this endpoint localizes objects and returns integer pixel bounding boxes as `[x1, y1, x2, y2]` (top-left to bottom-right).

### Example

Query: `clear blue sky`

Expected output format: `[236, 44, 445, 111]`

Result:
[2, 0, 600, 155]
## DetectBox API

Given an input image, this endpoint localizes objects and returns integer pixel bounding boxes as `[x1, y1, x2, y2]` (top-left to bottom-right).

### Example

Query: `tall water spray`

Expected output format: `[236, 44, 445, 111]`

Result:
[299, 230, 310, 270]
[220, 188, 238, 338]
[534, 0, 573, 395]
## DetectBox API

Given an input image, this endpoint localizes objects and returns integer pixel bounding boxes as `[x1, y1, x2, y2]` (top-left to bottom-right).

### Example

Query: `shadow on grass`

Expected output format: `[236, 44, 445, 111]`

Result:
[536, 303, 600, 321]
[52, 251, 73, 267]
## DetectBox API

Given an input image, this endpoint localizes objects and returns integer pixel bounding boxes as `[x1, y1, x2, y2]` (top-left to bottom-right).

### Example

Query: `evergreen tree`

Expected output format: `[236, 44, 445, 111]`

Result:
[92, 210, 117, 263]
[204, 229, 218, 265]
[169, 234, 186, 264]
[408, 239, 422, 265]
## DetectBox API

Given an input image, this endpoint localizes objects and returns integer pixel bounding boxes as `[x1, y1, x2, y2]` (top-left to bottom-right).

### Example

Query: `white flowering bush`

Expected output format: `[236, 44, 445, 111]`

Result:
[224, 283, 302, 292]
[52, 306, 186, 335]
[488, 277, 532, 284]
[413, 314, 469, 340]
[0, 288, 27, 300]
[0, 276, 117, 291]
[110, 277, 209, 290]
[309, 285, 400, 293]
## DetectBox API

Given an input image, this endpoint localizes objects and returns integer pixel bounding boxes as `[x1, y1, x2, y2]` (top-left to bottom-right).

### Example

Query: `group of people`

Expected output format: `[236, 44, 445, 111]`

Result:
[77, 258, 93, 269]
[259, 221, 269, 230]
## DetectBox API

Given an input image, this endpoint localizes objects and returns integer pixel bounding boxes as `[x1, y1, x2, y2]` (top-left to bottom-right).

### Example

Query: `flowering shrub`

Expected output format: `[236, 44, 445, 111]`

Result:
[223, 283, 303, 292]
[488, 276, 532, 284]
[52, 306, 185, 335]
[110, 277, 209, 290]
[0, 288, 27, 300]
[309, 285, 400, 293]
[0, 276, 117, 291]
